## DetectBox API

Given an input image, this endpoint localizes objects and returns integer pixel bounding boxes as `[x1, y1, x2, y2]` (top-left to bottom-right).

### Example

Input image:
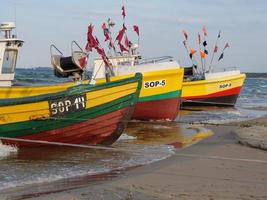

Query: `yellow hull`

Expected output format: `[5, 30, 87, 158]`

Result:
[97, 68, 184, 102]
[182, 73, 246, 105]
[0, 82, 138, 125]
[0, 82, 83, 99]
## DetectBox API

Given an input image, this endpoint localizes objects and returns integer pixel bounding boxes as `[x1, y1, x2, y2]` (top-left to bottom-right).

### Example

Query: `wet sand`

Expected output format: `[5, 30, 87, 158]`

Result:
[5, 118, 267, 200]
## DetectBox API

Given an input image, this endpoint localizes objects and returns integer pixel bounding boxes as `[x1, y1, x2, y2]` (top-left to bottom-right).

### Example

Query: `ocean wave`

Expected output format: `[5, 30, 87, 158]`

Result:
[0, 144, 174, 191]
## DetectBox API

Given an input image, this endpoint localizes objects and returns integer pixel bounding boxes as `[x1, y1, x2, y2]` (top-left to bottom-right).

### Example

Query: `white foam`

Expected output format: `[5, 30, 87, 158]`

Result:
[0, 141, 18, 159]
[117, 134, 137, 141]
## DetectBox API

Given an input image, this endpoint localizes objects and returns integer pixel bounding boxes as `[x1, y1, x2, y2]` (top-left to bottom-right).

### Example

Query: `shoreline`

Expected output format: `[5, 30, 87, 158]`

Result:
[2, 117, 267, 200]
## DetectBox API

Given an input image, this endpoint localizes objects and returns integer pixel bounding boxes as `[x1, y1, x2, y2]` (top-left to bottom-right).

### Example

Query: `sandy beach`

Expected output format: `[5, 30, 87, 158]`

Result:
[2, 116, 267, 200]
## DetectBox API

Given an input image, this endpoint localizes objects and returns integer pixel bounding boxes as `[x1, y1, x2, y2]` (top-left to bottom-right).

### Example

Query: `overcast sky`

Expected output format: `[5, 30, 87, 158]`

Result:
[1, 0, 267, 72]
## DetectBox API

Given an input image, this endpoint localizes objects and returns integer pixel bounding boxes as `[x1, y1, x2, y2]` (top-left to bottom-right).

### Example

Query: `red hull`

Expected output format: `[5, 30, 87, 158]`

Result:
[182, 86, 242, 106]
[132, 98, 181, 120]
[3, 107, 133, 147]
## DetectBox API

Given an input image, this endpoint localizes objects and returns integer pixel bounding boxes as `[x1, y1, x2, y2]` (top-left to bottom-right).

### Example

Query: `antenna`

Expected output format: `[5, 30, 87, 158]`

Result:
[13, 0, 17, 37]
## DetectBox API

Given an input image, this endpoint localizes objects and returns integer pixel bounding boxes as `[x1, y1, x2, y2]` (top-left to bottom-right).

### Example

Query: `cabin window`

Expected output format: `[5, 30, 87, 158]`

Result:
[2, 49, 17, 74]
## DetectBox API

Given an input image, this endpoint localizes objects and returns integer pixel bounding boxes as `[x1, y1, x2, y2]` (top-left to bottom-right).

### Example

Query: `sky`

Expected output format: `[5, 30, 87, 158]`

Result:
[1, 0, 267, 72]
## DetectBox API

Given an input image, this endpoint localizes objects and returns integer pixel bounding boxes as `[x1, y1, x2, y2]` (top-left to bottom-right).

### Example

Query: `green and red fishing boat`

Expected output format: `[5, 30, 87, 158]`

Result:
[0, 22, 142, 147]
[0, 75, 142, 147]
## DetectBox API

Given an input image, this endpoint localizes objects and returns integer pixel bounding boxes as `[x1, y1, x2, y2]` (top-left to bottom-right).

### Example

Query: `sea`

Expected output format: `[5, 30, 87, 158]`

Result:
[0, 68, 266, 199]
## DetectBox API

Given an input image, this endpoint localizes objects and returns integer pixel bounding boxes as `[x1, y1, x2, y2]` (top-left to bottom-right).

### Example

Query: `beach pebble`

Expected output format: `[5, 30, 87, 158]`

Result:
[235, 126, 267, 150]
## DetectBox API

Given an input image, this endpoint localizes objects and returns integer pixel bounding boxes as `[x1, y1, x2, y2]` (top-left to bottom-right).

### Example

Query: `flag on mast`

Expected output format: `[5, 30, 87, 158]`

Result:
[115, 25, 129, 53]
[102, 22, 114, 49]
[200, 51, 206, 59]
[182, 30, 188, 41]
[198, 33, 201, 44]
[182, 40, 187, 48]
[202, 26, 208, 37]
[224, 42, 230, 50]
[102, 22, 110, 41]
[122, 6, 126, 19]
[85, 24, 99, 52]
[133, 25, 139, 36]
[115, 25, 126, 42]
[218, 30, 221, 38]
[218, 42, 230, 62]
[218, 53, 224, 61]
[189, 49, 197, 59]
[85, 24, 111, 67]
[214, 45, 218, 53]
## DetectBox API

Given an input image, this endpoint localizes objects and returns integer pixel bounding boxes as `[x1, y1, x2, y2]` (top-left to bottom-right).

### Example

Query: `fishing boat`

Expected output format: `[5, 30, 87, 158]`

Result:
[90, 19, 184, 121]
[93, 54, 184, 121]
[182, 68, 246, 106]
[180, 29, 246, 106]
[0, 22, 142, 147]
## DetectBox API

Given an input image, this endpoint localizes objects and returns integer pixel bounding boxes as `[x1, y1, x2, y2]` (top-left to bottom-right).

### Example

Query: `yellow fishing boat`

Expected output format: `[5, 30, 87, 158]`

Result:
[93, 55, 184, 120]
[182, 68, 246, 106]
[180, 28, 246, 106]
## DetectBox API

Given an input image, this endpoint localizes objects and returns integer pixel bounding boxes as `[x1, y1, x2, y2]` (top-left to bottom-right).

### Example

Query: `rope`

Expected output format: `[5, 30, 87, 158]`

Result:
[0, 137, 121, 151]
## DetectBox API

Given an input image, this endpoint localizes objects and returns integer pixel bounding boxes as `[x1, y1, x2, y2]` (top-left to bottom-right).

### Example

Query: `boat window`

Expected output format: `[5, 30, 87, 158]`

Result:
[2, 49, 17, 74]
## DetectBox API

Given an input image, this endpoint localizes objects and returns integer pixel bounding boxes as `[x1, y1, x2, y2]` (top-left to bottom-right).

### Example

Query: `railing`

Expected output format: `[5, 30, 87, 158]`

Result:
[209, 66, 238, 73]
[139, 56, 173, 65]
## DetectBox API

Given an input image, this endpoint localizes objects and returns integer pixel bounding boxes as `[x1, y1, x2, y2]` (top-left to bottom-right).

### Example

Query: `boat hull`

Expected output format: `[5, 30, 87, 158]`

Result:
[97, 68, 184, 120]
[1, 107, 133, 147]
[182, 73, 246, 106]
[182, 88, 241, 106]
[0, 74, 142, 147]
[132, 97, 181, 120]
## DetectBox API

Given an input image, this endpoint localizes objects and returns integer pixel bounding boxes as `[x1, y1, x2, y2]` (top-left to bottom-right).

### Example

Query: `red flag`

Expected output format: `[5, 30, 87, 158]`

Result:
[108, 41, 114, 49]
[102, 22, 107, 30]
[85, 24, 111, 67]
[214, 45, 218, 53]
[78, 56, 88, 69]
[95, 46, 110, 67]
[85, 24, 99, 52]
[224, 42, 230, 50]
[102, 22, 111, 42]
[122, 6, 126, 19]
[182, 30, 188, 41]
[119, 43, 128, 52]
[119, 35, 129, 53]
[202, 26, 207, 37]
[124, 35, 129, 48]
[133, 25, 139, 36]
[198, 33, 201, 44]
[116, 25, 129, 53]
[116, 26, 126, 42]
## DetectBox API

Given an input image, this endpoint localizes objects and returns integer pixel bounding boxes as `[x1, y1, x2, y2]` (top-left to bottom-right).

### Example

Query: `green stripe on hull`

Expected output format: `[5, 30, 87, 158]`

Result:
[0, 93, 137, 138]
[139, 90, 182, 103]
